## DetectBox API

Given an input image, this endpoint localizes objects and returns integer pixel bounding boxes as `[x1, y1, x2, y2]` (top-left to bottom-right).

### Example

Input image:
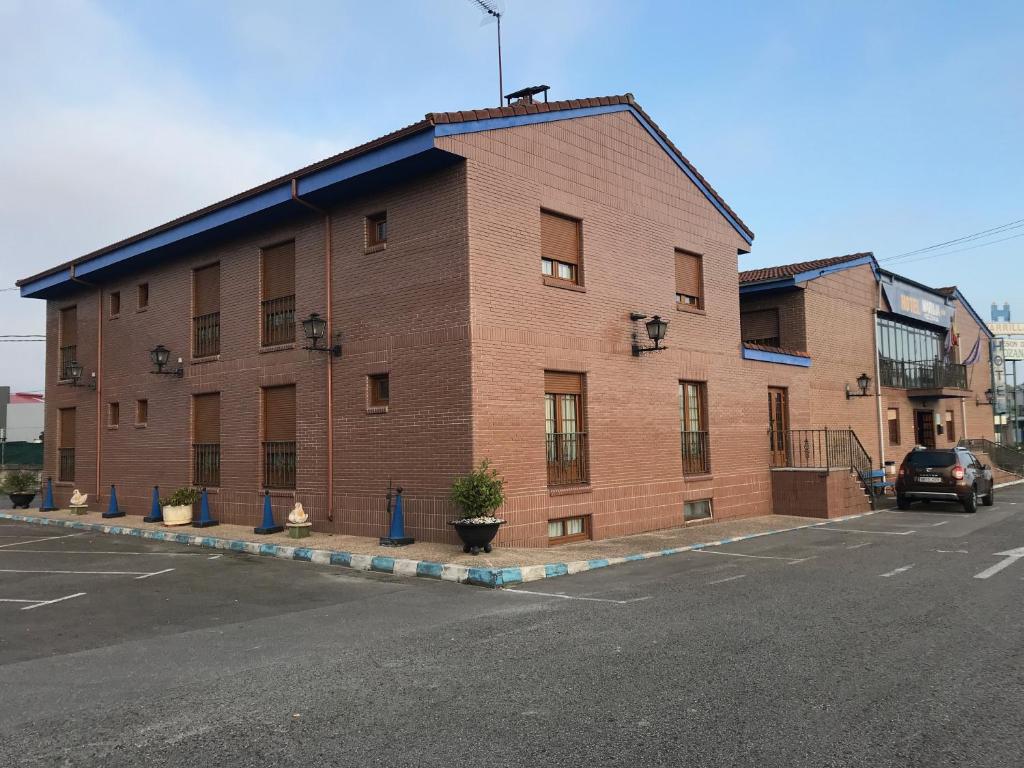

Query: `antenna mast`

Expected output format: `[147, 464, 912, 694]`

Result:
[471, 0, 504, 106]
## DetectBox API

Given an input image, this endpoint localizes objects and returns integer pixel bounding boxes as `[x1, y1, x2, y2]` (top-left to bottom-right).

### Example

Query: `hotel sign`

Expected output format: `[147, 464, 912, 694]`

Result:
[991, 338, 1008, 414]
[1003, 338, 1024, 361]
[881, 282, 953, 328]
[989, 322, 1024, 336]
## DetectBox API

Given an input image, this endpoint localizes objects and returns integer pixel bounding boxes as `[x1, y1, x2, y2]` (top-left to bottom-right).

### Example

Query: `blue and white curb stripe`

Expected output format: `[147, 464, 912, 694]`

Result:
[0, 508, 883, 588]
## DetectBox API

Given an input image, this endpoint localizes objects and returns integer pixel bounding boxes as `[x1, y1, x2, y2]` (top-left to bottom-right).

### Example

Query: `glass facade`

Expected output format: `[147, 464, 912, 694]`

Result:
[876, 316, 944, 363]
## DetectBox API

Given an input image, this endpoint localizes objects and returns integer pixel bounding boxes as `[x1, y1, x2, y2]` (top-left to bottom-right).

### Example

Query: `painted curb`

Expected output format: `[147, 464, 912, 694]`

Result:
[994, 478, 1024, 489]
[0, 508, 883, 589]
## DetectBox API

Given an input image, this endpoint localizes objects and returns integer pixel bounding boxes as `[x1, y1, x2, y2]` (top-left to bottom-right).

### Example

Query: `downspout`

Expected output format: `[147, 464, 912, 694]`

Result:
[873, 281, 885, 468]
[290, 179, 335, 522]
[69, 265, 102, 500]
[956, 303, 969, 439]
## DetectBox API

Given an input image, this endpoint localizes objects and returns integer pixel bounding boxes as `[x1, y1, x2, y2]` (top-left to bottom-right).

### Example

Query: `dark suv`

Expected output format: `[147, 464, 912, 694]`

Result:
[896, 447, 994, 513]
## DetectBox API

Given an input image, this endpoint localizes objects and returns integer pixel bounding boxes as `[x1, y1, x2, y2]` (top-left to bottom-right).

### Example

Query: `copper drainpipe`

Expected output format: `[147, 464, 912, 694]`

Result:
[68, 265, 102, 501]
[290, 179, 335, 522]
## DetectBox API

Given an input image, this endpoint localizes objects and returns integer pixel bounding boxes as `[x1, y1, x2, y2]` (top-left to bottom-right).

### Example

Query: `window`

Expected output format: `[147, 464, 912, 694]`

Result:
[679, 381, 710, 474]
[544, 371, 588, 486]
[263, 384, 296, 489]
[945, 410, 955, 442]
[548, 515, 591, 544]
[684, 499, 713, 522]
[741, 309, 780, 347]
[368, 373, 390, 408]
[261, 242, 296, 346]
[540, 210, 581, 285]
[887, 408, 900, 445]
[366, 211, 387, 248]
[675, 249, 703, 309]
[58, 306, 77, 380]
[193, 263, 220, 357]
[108, 402, 119, 428]
[109, 291, 121, 318]
[136, 399, 148, 426]
[193, 392, 221, 487]
[58, 408, 76, 481]
[137, 283, 149, 310]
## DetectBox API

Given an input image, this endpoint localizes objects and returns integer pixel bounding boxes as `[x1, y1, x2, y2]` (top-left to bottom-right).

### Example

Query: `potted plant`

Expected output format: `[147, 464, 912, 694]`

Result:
[449, 460, 506, 555]
[160, 487, 201, 526]
[2, 470, 39, 509]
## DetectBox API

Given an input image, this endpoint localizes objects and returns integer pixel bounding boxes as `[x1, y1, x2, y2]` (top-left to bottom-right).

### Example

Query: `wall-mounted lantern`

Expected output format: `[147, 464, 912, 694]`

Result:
[59, 361, 96, 389]
[977, 388, 994, 406]
[630, 313, 669, 357]
[301, 312, 341, 357]
[845, 372, 872, 399]
[149, 344, 183, 377]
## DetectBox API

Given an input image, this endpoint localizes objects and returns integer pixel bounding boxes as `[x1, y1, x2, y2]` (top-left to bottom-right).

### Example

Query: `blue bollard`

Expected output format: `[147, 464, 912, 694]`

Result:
[192, 487, 218, 528]
[144, 485, 163, 523]
[40, 476, 57, 511]
[379, 486, 414, 546]
[254, 490, 283, 535]
[102, 484, 125, 518]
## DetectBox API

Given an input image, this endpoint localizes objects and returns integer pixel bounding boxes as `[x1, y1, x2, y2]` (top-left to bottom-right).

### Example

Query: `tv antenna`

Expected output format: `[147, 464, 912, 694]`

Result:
[469, 0, 505, 106]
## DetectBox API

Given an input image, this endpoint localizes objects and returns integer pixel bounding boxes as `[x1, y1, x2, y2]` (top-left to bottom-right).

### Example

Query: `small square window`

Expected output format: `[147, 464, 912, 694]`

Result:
[109, 291, 120, 317]
[136, 399, 148, 426]
[548, 515, 590, 543]
[367, 212, 387, 248]
[138, 283, 149, 309]
[683, 499, 713, 522]
[108, 402, 119, 427]
[368, 373, 389, 408]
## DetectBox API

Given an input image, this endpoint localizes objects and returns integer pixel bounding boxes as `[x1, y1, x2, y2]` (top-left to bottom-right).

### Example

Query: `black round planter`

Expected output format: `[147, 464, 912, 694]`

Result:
[8, 492, 36, 510]
[449, 521, 502, 555]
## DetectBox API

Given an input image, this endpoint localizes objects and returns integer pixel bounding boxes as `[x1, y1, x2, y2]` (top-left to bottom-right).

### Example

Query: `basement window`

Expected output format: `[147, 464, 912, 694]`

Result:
[684, 499, 713, 522]
[548, 515, 590, 544]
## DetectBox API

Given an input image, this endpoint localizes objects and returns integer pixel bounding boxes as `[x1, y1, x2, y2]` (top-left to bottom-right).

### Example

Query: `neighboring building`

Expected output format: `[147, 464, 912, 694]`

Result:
[4, 392, 44, 443]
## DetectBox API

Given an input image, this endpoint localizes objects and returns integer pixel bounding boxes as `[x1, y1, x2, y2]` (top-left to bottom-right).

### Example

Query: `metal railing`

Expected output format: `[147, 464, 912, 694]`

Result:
[769, 427, 875, 506]
[879, 358, 967, 390]
[193, 312, 220, 357]
[192, 443, 221, 487]
[681, 430, 710, 475]
[263, 441, 296, 489]
[958, 438, 1024, 475]
[262, 295, 295, 346]
[546, 432, 589, 486]
[58, 448, 75, 482]
[59, 345, 77, 380]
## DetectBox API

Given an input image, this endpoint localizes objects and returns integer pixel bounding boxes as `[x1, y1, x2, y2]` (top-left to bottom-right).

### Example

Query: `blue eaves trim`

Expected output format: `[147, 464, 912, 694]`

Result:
[436, 104, 753, 247]
[741, 346, 812, 367]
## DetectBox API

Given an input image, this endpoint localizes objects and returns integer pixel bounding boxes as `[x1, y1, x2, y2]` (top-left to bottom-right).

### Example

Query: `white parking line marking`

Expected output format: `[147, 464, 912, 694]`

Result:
[846, 542, 871, 549]
[935, 549, 969, 554]
[0, 568, 165, 577]
[504, 589, 652, 605]
[134, 568, 174, 580]
[811, 527, 915, 535]
[0, 533, 85, 549]
[694, 550, 806, 564]
[880, 565, 915, 578]
[931, 521, 949, 527]
[0, 549, 212, 557]
[974, 547, 1024, 580]
[0, 598, 39, 603]
[708, 574, 746, 585]
[208, 555, 222, 560]
[21, 592, 86, 610]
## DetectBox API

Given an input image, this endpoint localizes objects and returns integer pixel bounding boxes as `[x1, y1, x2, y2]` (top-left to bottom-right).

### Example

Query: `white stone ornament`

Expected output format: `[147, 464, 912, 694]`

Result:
[69, 489, 89, 507]
[287, 502, 309, 525]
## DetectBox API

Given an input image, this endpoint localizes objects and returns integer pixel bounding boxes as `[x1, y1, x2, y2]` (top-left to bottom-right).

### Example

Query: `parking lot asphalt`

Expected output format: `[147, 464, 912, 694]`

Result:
[2, 484, 1022, 768]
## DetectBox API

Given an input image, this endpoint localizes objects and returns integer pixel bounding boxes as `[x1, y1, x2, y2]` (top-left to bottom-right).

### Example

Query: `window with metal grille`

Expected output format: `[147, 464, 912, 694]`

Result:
[740, 309, 780, 347]
[679, 381, 710, 474]
[192, 263, 220, 357]
[193, 392, 221, 487]
[540, 210, 581, 285]
[263, 384, 296, 489]
[261, 242, 295, 346]
[59, 306, 77, 380]
[366, 211, 387, 248]
[58, 407, 75, 482]
[675, 249, 703, 308]
[544, 371, 588, 486]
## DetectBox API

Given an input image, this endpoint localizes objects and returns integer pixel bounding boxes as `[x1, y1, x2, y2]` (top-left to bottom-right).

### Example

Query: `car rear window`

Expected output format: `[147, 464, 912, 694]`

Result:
[905, 451, 956, 468]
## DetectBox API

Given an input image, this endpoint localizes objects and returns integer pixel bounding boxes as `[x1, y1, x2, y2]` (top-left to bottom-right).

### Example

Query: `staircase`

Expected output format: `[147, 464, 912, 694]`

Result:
[769, 428, 876, 517]
[958, 438, 1024, 485]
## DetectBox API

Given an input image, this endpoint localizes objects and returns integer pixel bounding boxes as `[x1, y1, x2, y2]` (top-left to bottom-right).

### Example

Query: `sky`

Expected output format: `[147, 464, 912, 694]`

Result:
[1, 0, 1022, 394]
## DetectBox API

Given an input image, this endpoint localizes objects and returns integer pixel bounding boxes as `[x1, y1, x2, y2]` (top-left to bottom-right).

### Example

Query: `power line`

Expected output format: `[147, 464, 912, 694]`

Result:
[881, 230, 1024, 267]
[879, 216, 1024, 263]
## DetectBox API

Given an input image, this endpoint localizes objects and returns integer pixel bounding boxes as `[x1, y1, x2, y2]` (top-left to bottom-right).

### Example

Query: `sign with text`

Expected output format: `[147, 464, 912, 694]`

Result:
[991, 338, 1007, 413]
[989, 322, 1024, 336]
[1003, 338, 1024, 361]
[881, 281, 953, 328]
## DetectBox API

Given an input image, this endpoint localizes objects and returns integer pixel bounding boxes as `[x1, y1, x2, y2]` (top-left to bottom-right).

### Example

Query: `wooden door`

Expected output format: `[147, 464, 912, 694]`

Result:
[768, 387, 789, 465]
[914, 410, 935, 448]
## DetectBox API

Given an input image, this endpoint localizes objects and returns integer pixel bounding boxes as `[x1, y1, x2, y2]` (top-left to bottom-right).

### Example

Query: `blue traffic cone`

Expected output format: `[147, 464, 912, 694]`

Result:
[379, 486, 414, 546]
[102, 484, 125, 518]
[144, 485, 162, 523]
[40, 476, 57, 511]
[192, 487, 218, 528]
[254, 490, 283, 534]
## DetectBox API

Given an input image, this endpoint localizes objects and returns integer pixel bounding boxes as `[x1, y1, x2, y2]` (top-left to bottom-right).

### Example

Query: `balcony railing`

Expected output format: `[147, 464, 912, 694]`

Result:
[879, 357, 967, 390]
[263, 441, 296, 489]
[768, 427, 875, 505]
[546, 432, 589, 487]
[192, 443, 221, 487]
[59, 345, 77, 380]
[193, 312, 221, 358]
[262, 295, 295, 346]
[681, 430, 710, 475]
[58, 448, 75, 482]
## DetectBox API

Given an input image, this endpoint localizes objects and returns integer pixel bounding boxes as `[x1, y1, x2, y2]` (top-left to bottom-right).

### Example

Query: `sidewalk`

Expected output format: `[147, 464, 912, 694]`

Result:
[1, 506, 883, 588]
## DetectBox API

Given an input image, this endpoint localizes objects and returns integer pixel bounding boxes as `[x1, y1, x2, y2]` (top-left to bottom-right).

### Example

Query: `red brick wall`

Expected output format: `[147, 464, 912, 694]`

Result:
[740, 288, 807, 351]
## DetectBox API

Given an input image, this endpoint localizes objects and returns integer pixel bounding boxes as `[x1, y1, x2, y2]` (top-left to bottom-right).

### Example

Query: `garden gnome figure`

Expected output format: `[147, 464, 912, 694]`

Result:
[69, 489, 89, 515]
[286, 502, 312, 539]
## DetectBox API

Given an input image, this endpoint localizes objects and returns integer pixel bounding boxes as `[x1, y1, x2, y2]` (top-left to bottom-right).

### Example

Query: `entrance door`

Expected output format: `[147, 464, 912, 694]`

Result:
[768, 387, 789, 465]
[914, 410, 935, 448]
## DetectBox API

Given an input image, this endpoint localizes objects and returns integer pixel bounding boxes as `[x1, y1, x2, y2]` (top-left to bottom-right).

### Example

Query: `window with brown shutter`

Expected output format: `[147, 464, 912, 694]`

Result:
[544, 371, 588, 486]
[137, 283, 149, 310]
[109, 291, 121, 318]
[261, 242, 296, 346]
[59, 306, 77, 380]
[945, 410, 955, 442]
[540, 210, 582, 285]
[887, 408, 900, 445]
[136, 399, 148, 426]
[58, 407, 76, 481]
[263, 385, 296, 489]
[108, 402, 119, 428]
[741, 309, 781, 347]
[193, 392, 221, 487]
[193, 263, 220, 357]
[675, 250, 703, 308]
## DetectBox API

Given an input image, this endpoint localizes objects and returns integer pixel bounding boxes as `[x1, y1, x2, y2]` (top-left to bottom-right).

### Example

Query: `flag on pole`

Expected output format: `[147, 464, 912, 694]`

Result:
[962, 335, 982, 366]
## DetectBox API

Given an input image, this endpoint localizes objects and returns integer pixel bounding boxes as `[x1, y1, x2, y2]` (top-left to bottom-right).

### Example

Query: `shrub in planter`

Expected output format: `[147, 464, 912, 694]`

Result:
[2, 470, 39, 509]
[449, 460, 506, 554]
[159, 487, 201, 526]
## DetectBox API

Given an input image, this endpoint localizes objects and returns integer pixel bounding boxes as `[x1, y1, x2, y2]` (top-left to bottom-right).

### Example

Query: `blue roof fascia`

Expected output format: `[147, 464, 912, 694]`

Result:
[791, 254, 877, 284]
[741, 346, 812, 368]
[435, 103, 753, 247]
[739, 277, 796, 295]
[295, 129, 435, 196]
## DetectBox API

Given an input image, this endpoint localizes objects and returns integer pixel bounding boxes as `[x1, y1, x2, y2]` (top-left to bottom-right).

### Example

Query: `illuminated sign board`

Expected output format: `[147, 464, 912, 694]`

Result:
[880, 281, 953, 328]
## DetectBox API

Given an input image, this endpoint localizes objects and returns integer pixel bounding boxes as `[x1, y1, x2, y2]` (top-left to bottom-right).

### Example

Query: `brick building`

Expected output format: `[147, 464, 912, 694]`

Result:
[18, 92, 997, 546]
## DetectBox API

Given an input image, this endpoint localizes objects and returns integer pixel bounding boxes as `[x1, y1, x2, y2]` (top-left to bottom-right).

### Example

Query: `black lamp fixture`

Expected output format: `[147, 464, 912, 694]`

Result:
[59, 360, 96, 389]
[845, 372, 872, 399]
[977, 388, 994, 406]
[301, 312, 341, 357]
[630, 312, 669, 356]
[149, 344, 183, 377]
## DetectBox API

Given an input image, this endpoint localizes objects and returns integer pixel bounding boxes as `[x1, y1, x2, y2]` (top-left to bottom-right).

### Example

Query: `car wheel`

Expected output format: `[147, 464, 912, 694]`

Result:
[897, 494, 911, 510]
[962, 488, 978, 514]
[983, 486, 995, 507]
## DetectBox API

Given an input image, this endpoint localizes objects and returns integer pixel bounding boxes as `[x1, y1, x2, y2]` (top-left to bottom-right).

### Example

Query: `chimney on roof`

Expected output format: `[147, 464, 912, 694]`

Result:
[504, 84, 550, 106]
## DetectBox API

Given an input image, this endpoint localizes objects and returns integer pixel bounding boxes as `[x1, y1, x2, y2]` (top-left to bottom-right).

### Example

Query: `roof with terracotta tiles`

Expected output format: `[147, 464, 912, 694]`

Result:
[739, 252, 874, 285]
[742, 342, 810, 358]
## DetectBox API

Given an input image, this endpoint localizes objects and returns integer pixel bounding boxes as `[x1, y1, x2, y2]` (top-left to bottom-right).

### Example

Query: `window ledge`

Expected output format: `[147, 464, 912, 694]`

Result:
[191, 355, 221, 365]
[136, 307, 149, 314]
[542, 276, 586, 293]
[55, 481, 75, 488]
[109, 314, 120, 321]
[366, 405, 389, 415]
[548, 484, 592, 497]
[364, 243, 387, 255]
[261, 489, 297, 498]
[260, 342, 296, 354]
[676, 304, 706, 315]
[107, 425, 119, 431]
[682, 473, 714, 482]
[135, 423, 148, 429]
